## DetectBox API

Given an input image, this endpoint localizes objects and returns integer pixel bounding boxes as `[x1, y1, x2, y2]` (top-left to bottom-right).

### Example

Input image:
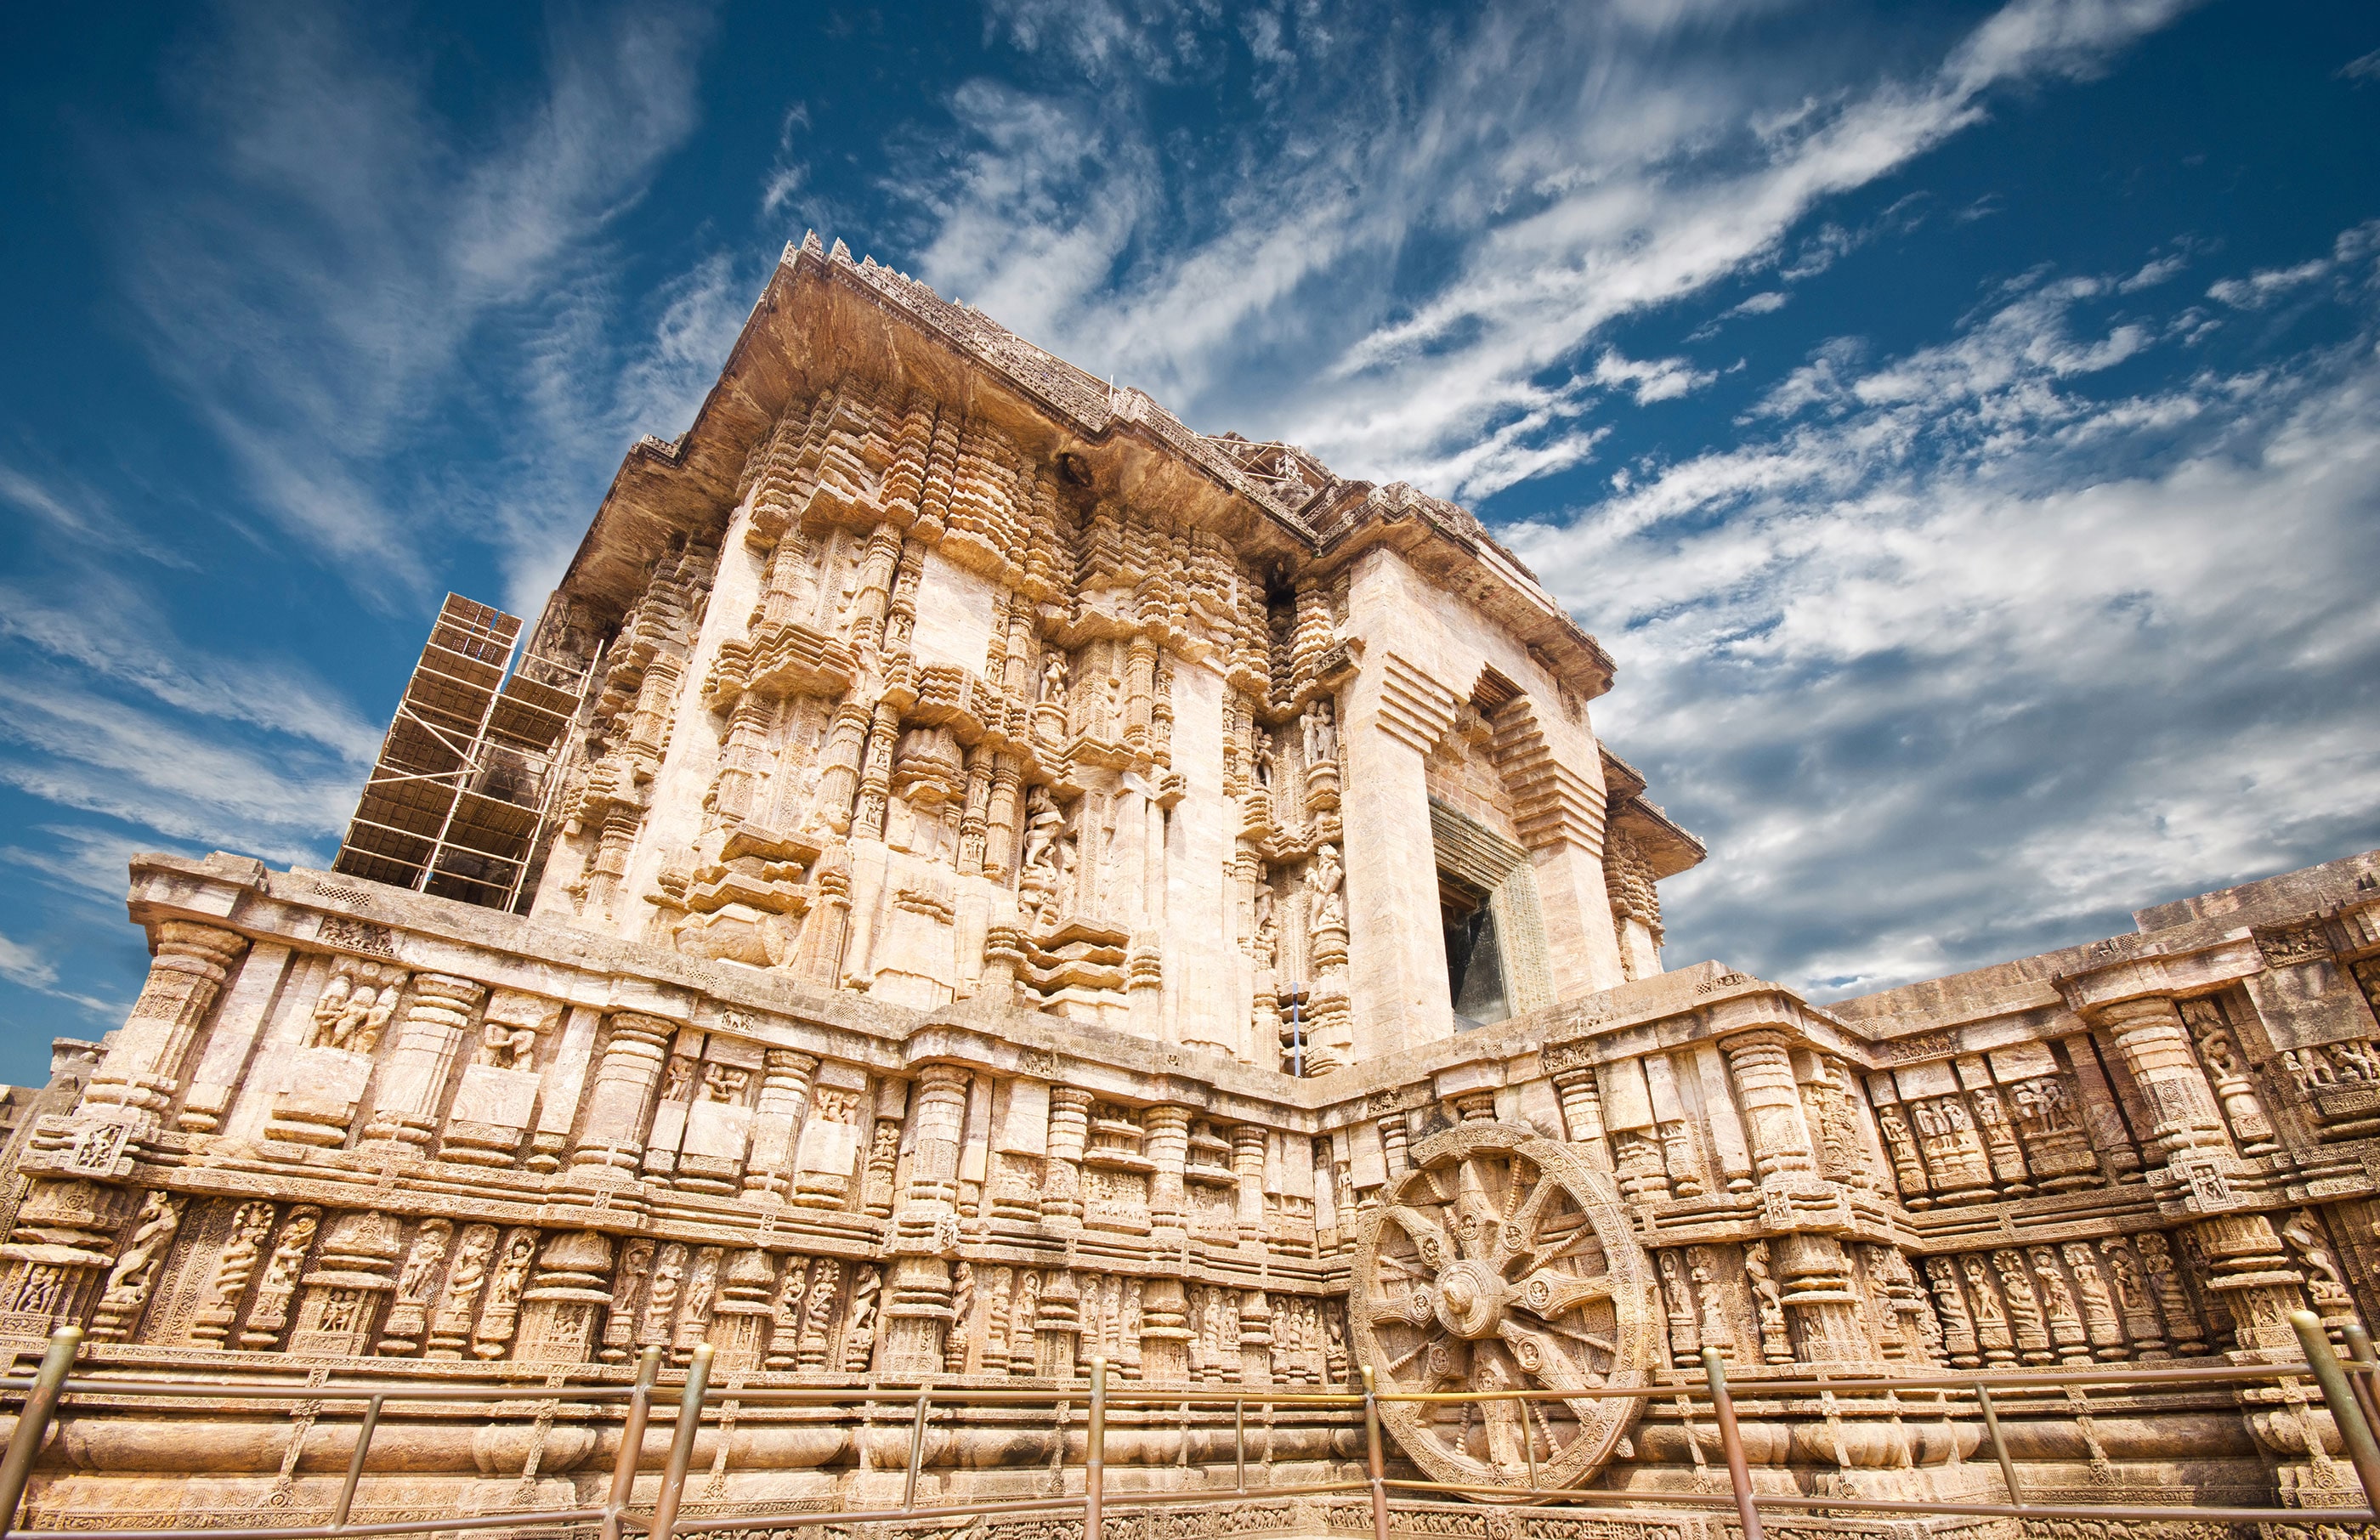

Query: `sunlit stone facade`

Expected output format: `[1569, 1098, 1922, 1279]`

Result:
[15, 235, 2380, 1535]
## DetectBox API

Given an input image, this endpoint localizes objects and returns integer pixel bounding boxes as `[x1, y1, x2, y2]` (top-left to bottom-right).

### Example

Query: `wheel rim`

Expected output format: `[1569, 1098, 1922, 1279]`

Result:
[1351, 1119, 1660, 1499]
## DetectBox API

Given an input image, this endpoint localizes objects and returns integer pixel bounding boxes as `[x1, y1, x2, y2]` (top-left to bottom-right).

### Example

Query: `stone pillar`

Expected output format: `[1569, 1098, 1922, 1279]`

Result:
[1042, 1087, 1091, 1226]
[1239, 1288, 1272, 1385]
[2094, 997, 2236, 1169]
[813, 701, 873, 835]
[1233, 1124, 1268, 1248]
[1775, 1232, 1867, 1363]
[743, 1050, 818, 1200]
[176, 942, 291, 1134]
[1140, 1276, 1191, 1382]
[1340, 658, 1455, 1057]
[1721, 1029, 1817, 1186]
[2191, 1212, 2307, 1354]
[359, 975, 485, 1152]
[568, 1013, 674, 1175]
[79, 921, 250, 1130]
[1146, 1105, 1192, 1233]
[1550, 1067, 1613, 1170]
[2057, 1033, 2145, 1180]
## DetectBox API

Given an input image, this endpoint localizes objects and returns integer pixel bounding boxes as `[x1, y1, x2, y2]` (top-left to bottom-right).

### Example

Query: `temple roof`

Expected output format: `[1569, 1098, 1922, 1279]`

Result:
[543, 234, 1617, 698]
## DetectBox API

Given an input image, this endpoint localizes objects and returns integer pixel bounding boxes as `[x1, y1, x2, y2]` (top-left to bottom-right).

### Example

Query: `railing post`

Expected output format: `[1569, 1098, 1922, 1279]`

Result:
[602, 1346, 664, 1540]
[1519, 1392, 1538, 1494]
[1972, 1383, 2020, 1506]
[1085, 1357, 1107, 1540]
[332, 1394, 384, 1532]
[1700, 1348, 1762, 1540]
[2292, 1309, 2380, 1515]
[646, 1343, 712, 1540]
[1360, 1365, 1391, 1540]
[903, 1393, 931, 1513]
[0, 1326, 81, 1537]
[2345, 1322, 2380, 1442]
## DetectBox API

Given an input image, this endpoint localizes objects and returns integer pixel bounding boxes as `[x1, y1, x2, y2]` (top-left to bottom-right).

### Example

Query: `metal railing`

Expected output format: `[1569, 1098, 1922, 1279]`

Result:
[3, 1311, 2377, 1540]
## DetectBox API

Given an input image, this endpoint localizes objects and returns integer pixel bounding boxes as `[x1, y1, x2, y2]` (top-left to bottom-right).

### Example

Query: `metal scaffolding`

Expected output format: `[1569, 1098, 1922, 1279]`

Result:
[331, 593, 594, 912]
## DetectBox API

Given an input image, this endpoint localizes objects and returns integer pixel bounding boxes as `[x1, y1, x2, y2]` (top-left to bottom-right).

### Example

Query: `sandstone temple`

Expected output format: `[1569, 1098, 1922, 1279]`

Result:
[12, 233, 2380, 1539]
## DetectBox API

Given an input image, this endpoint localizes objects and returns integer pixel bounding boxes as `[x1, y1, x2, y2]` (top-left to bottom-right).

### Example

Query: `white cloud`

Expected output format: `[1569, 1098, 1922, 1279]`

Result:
[110, 0, 717, 597]
[898, 0, 2196, 501]
[2209, 258, 2331, 309]
[1507, 232, 2380, 997]
[1592, 349, 1719, 405]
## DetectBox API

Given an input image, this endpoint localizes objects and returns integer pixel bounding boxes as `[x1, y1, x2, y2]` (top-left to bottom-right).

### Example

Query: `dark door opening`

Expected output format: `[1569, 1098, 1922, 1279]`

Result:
[1442, 873, 1510, 1029]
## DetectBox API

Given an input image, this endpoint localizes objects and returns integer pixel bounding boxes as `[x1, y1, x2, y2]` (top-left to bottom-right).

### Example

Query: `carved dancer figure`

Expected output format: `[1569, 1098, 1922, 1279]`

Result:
[2283, 1209, 2355, 1312]
[639, 1243, 688, 1353]
[1962, 1254, 2016, 1366]
[842, 1265, 881, 1373]
[1020, 786, 1063, 877]
[92, 1191, 185, 1339]
[2134, 1232, 2208, 1355]
[473, 1229, 539, 1357]
[193, 1202, 278, 1348]
[241, 1207, 322, 1350]
[797, 1258, 842, 1371]
[427, 1223, 500, 1358]
[377, 1218, 453, 1356]
[2029, 1247, 2091, 1363]
[2060, 1242, 2127, 1360]
[945, 1262, 975, 1374]
[1924, 1257, 1980, 1367]
[1039, 651, 1068, 705]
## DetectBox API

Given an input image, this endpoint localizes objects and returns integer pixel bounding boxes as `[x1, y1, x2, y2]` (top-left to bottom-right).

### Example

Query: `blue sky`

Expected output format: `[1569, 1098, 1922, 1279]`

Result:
[2, 0, 2377, 1084]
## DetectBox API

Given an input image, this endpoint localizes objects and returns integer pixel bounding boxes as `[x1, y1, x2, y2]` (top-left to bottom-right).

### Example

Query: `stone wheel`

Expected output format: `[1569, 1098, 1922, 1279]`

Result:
[1351, 1120, 1661, 1500]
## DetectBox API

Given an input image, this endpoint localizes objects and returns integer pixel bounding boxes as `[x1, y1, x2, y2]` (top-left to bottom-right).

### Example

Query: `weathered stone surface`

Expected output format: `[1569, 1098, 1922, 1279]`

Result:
[14, 238, 2380, 1532]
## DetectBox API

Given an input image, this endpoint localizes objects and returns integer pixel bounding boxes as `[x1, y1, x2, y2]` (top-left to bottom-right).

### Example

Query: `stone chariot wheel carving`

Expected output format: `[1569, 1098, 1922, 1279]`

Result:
[1351, 1120, 1661, 1500]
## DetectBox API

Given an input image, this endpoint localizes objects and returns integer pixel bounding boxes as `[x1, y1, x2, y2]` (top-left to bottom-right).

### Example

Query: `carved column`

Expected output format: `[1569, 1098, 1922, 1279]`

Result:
[568, 1013, 675, 1175]
[743, 1050, 819, 1200]
[1721, 1029, 1817, 1185]
[1549, 1065, 1613, 1170]
[983, 756, 1024, 882]
[1775, 1231, 1867, 1362]
[881, 1071, 961, 1390]
[1042, 1087, 1091, 1226]
[1146, 1106, 1192, 1233]
[359, 975, 485, 1152]
[1233, 1124, 1268, 1248]
[2190, 1212, 2307, 1353]
[1140, 1277, 1191, 1382]
[813, 702, 873, 835]
[78, 921, 250, 1128]
[2045, 1035, 2141, 1182]
[2093, 997, 2236, 1169]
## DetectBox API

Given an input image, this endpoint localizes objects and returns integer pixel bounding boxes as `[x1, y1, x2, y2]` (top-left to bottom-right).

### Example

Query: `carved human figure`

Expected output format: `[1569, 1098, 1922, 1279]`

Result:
[661, 1056, 698, 1103]
[2133, 1231, 2207, 1355]
[945, 1262, 975, 1374]
[1308, 844, 1346, 933]
[1252, 886, 1279, 969]
[1302, 697, 1337, 764]
[312, 971, 354, 1045]
[475, 1019, 537, 1069]
[639, 1243, 688, 1348]
[842, 1265, 881, 1373]
[704, 1064, 751, 1104]
[1960, 1255, 2015, 1365]
[2060, 1241, 2126, 1359]
[242, 1208, 323, 1350]
[1688, 1248, 1733, 1353]
[1923, 1258, 1980, 1367]
[1021, 786, 1063, 877]
[95, 1191, 184, 1335]
[1040, 651, 1068, 705]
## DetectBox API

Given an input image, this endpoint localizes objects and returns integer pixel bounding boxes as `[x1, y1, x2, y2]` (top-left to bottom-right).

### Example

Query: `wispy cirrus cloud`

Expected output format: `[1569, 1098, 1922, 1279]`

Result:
[108, 0, 721, 600]
[899, 0, 2200, 502]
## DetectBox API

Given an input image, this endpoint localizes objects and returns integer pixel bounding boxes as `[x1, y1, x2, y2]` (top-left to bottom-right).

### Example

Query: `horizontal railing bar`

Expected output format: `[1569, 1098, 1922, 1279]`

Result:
[21, 1507, 609, 1540]
[0, 1379, 640, 1404]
